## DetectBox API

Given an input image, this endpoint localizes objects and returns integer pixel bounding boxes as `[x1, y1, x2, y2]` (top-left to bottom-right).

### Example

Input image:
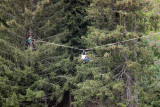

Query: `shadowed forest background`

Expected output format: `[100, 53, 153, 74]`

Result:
[0, 0, 160, 107]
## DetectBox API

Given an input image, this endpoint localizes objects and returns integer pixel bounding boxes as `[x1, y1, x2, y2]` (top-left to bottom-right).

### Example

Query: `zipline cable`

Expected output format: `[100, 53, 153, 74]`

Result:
[1, 32, 160, 60]
[35, 32, 160, 51]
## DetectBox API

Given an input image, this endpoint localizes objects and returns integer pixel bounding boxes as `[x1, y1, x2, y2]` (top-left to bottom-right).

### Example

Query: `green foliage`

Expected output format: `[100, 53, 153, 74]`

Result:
[5, 92, 19, 107]
[25, 88, 45, 101]
[0, 0, 160, 107]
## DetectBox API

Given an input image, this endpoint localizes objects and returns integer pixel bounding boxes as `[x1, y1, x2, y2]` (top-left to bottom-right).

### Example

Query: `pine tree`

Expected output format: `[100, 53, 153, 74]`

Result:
[62, 0, 90, 47]
[72, 0, 159, 106]
[0, 0, 160, 107]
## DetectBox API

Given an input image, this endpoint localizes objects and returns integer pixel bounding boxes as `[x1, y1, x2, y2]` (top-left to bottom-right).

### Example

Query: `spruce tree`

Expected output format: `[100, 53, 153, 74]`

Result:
[0, 0, 160, 107]
[72, 0, 159, 106]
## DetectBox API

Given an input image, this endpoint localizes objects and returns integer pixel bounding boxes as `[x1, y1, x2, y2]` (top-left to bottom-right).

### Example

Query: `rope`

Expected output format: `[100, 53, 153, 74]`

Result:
[35, 32, 160, 51]
[1, 32, 159, 57]
[36, 40, 84, 50]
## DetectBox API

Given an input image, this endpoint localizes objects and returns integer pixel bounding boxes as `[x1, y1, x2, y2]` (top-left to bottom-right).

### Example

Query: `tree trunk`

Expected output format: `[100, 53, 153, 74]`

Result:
[134, 75, 138, 107]
[125, 52, 133, 107]
[45, 96, 47, 107]
[69, 89, 72, 107]
[124, 16, 133, 107]
[134, 16, 138, 107]
[133, 41, 138, 107]
[29, 27, 34, 51]
[126, 69, 132, 107]
[57, 90, 72, 107]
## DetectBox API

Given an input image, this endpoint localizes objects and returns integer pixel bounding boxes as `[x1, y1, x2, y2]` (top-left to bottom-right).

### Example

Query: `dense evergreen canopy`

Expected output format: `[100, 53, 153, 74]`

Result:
[0, 0, 160, 107]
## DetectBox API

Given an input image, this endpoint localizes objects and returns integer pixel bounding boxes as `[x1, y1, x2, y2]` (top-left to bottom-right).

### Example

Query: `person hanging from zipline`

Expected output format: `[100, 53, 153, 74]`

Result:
[81, 49, 91, 63]
[25, 34, 34, 49]
[25, 34, 30, 46]
[28, 34, 34, 43]
[25, 40, 29, 46]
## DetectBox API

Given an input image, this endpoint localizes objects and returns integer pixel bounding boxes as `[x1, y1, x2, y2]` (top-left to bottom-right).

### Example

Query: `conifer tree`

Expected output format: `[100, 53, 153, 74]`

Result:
[0, 0, 160, 107]
[72, 0, 160, 106]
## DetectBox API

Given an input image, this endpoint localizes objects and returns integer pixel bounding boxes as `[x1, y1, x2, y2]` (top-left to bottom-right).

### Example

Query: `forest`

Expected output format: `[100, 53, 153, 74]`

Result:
[0, 0, 160, 107]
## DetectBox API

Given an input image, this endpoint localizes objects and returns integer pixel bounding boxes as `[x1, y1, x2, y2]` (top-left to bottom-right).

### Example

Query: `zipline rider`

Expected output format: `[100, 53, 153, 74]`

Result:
[81, 49, 91, 63]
